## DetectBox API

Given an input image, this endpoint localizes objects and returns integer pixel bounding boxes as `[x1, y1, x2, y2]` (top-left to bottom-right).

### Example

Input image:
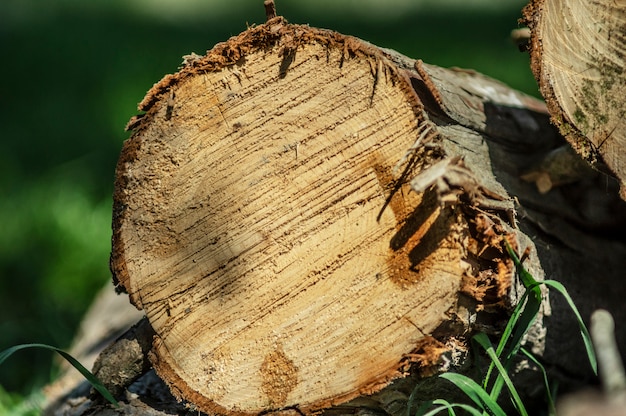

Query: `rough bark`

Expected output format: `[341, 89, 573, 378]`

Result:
[43, 9, 626, 416]
[522, 0, 626, 199]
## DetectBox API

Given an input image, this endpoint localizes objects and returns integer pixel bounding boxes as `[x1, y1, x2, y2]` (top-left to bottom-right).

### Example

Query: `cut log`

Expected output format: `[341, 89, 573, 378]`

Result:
[54, 8, 626, 416]
[522, 0, 626, 199]
[110, 17, 522, 415]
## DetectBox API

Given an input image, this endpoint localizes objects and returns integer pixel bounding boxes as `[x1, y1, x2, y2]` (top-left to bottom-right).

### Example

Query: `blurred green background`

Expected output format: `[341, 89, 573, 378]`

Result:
[0, 0, 533, 401]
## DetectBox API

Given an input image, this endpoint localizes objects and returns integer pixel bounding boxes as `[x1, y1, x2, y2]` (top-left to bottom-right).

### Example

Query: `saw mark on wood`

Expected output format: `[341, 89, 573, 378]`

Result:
[201, 73, 230, 129]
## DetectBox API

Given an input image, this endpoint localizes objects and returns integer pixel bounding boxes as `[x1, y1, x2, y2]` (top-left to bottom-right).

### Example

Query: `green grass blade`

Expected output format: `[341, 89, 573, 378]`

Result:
[502, 242, 543, 363]
[493, 291, 528, 357]
[0, 343, 119, 407]
[496, 287, 541, 378]
[416, 399, 485, 416]
[482, 291, 529, 391]
[438, 372, 507, 416]
[507, 287, 541, 358]
[484, 241, 544, 400]
[485, 286, 540, 398]
[505, 241, 596, 373]
[504, 241, 538, 288]
[520, 347, 556, 416]
[541, 280, 597, 374]
[414, 400, 454, 416]
[473, 333, 528, 416]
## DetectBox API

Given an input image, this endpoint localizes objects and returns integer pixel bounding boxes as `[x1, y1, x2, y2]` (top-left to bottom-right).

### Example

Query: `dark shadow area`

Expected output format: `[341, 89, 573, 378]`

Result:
[389, 189, 444, 258]
[482, 101, 626, 237]
[481, 100, 626, 393]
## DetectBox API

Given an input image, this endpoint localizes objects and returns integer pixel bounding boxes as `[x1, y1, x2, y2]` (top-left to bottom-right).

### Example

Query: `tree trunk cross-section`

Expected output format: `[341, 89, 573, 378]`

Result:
[111, 18, 504, 415]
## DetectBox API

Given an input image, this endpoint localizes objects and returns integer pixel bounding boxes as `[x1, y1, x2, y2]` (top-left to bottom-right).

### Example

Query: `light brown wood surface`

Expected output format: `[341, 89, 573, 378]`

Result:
[111, 19, 483, 414]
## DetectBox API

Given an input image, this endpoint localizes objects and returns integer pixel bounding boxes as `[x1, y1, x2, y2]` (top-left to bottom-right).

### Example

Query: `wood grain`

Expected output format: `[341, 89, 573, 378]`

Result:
[111, 21, 468, 414]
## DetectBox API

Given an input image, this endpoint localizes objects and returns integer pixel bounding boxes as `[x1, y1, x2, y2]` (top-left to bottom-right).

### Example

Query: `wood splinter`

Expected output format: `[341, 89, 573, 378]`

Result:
[264, 0, 277, 21]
